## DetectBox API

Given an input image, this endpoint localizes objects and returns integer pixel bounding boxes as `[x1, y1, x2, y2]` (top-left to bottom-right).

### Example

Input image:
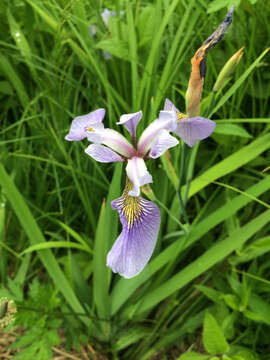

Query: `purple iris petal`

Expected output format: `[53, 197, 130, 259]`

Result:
[87, 128, 136, 158]
[149, 129, 179, 159]
[175, 117, 216, 147]
[101, 8, 116, 28]
[164, 98, 181, 113]
[137, 110, 177, 156]
[65, 109, 105, 141]
[107, 195, 161, 278]
[85, 144, 124, 163]
[117, 111, 142, 139]
[126, 157, 153, 197]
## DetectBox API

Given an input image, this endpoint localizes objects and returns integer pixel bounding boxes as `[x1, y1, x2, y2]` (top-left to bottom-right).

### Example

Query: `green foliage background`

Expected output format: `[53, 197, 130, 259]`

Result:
[0, 0, 270, 359]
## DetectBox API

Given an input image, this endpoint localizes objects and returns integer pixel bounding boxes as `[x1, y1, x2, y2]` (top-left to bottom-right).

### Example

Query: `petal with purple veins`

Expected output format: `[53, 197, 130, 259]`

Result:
[137, 110, 177, 156]
[85, 144, 124, 163]
[164, 98, 181, 113]
[87, 128, 136, 158]
[126, 157, 152, 197]
[149, 129, 179, 159]
[117, 111, 142, 139]
[175, 117, 216, 147]
[107, 185, 160, 278]
[65, 109, 105, 141]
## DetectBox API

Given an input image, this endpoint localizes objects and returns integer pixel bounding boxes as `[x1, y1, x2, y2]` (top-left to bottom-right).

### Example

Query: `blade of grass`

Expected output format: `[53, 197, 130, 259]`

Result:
[110, 176, 270, 315]
[130, 208, 270, 315]
[0, 164, 88, 325]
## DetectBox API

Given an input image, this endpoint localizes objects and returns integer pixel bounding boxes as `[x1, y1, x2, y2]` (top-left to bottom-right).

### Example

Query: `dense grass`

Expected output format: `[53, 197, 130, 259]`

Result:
[1, 0, 270, 359]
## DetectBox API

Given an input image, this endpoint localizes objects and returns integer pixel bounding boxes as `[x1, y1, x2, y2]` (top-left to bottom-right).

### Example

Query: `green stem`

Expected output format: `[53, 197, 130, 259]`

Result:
[177, 142, 189, 225]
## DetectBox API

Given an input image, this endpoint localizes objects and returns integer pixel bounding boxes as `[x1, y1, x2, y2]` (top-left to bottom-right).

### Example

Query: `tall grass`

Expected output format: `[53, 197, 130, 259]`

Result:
[1, 0, 270, 358]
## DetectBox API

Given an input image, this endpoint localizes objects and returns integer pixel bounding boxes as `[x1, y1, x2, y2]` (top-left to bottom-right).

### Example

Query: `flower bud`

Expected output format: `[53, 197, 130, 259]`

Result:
[213, 47, 244, 93]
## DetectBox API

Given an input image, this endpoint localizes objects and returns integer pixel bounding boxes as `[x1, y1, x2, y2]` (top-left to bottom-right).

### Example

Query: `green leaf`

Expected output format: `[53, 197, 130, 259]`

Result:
[111, 177, 270, 315]
[178, 352, 209, 360]
[203, 312, 229, 355]
[93, 163, 122, 338]
[195, 285, 223, 304]
[222, 294, 240, 311]
[20, 241, 89, 255]
[96, 38, 129, 60]
[215, 124, 252, 138]
[127, 208, 270, 315]
[0, 164, 87, 326]
[210, 48, 270, 117]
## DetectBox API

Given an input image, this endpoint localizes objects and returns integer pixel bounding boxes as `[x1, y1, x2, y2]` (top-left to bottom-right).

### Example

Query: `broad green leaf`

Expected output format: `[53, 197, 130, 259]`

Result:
[93, 163, 122, 338]
[203, 312, 229, 355]
[230, 236, 270, 264]
[195, 285, 222, 304]
[184, 133, 270, 199]
[215, 124, 252, 138]
[126, 208, 270, 314]
[178, 352, 209, 360]
[111, 176, 270, 315]
[96, 39, 129, 60]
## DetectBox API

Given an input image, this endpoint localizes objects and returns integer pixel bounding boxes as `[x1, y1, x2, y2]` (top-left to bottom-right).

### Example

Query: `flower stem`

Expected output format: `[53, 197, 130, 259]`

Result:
[177, 142, 189, 225]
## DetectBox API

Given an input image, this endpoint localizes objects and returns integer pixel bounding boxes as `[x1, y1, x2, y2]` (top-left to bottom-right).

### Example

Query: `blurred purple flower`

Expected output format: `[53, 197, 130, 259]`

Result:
[164, 99, 216, 147]
[65, 108, 178, 278]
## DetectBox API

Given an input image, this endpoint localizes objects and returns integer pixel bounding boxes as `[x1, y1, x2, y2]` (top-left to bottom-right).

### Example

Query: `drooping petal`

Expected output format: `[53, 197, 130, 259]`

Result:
[117, 111, 142, 139]
[137, 110, 177, 156]
[85, 144, 124, 163]
[65, 109, 105, 141]
[87, 128, 136, 158]
[149, 129, 179, 159]
[107, 184, 161, 278]
[126, 157, 152, 197]
[175, 117, 216, 147]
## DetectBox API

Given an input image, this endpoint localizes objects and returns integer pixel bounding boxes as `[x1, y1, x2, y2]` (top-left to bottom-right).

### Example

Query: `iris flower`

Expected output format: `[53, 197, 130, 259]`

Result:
[164, 98, 216, 147]
[65, 108, 178, 278]
[163, 7, 235, 147]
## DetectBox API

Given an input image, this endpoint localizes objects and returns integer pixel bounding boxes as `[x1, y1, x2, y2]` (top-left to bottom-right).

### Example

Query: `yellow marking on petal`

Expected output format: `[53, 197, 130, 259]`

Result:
[87, 127, 95, 132]
[122, 180, 142, 228]
[177, 112, 187, 122]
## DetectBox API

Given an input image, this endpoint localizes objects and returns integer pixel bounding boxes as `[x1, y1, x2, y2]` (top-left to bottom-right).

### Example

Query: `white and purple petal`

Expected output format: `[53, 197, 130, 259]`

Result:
[101, 8, 116, 28]
[175, 117, 216, 147]
[107, 194, 161, 278]
[85, 144, 124, 163]
[137, 110, 177, 156]
[65, 109, 105, 141]
[164, 98, 181, 113]
[87, 128, 136, 158]
[117, 111, 142, 139]
[126, 157, 152, 197]
[149, 129, 179, 159]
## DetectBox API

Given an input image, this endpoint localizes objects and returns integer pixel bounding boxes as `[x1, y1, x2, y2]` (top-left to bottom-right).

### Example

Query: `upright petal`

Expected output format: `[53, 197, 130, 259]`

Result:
[137, 110, 177, 156]
[87, 128, 136, 158]
[101, 8, 116, 28]
[149, 129, 179, 159]
[107, 183, 161, 278]
[164, 98, 180, 113]
[65, 109, 105, 141]
[175, 117, 216, 147]
[117, 111, 142, 139]
[85, 144, 124, 163]
[125, 157, 152, 197]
